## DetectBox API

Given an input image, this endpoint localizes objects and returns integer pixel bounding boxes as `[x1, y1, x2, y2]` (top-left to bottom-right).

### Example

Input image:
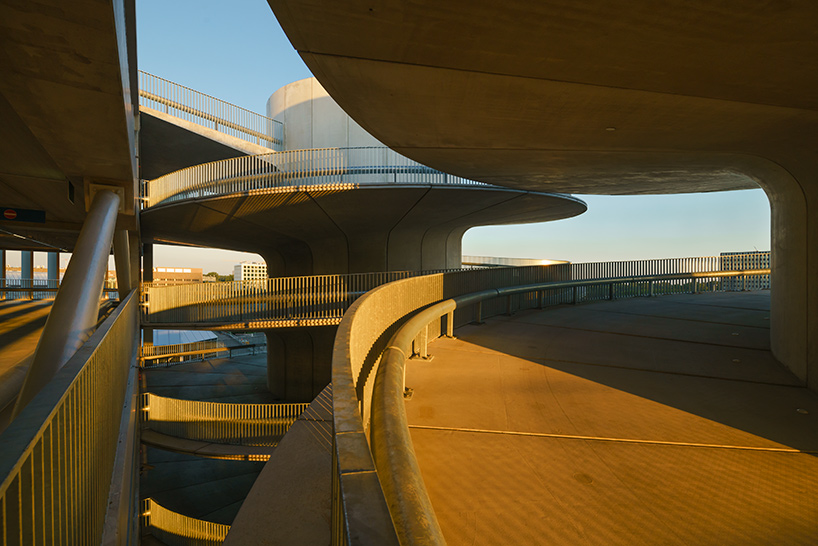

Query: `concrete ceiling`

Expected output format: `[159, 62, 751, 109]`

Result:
[141, 185, 586, 275]
[0, 0, 137, 251]
[269, 0, 818, 195]
[140, 109, 273, 180]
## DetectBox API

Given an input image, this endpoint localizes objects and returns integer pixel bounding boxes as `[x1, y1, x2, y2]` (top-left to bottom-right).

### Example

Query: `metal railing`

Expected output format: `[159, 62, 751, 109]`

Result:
[140, 270, 465, 326]
[0, 290, 139, 546]
[142, 498, 229, 546]
[142, 393, 308, 446]
[140, 340, 228, 367]
[138, 70, 283, 150]
[330, 262, 772, 545]
[141, 253, 769, 330]
[0, 278, 119, 300]
[141, 146, 491, 208]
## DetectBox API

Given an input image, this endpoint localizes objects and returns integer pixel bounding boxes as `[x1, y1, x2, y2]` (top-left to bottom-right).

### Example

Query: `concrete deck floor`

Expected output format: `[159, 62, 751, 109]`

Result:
[405, 292, 818, 545]
[0, 300, 54, 430]
[141, 352, 272, 532]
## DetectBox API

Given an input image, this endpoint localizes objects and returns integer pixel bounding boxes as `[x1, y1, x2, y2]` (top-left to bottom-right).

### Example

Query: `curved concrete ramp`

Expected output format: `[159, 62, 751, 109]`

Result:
[405, 292, 818, 545]
[142, 184, 585, 275]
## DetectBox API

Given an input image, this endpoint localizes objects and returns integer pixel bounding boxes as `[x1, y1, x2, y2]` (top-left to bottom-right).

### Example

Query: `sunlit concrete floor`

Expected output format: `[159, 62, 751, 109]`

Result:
[0, 300, 54, 430]
[405, 292, 818, 545]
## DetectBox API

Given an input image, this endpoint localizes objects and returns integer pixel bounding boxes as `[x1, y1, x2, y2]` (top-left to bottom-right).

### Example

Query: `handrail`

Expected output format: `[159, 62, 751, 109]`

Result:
[141, 392, 309, 446]
[141, 146, 493, 208]
[138, 70, 283, 150]
[140, 268, 472, 326]
[0, 290, 139, 545]
[332, 265, 771, 545]
[141, 253, 769, 329]
[142, 498, 229, 546]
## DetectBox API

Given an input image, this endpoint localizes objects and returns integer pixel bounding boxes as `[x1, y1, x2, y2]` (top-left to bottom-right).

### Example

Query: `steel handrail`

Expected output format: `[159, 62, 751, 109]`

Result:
[138, 70, 283, 149]
[141, 146, 495, 209]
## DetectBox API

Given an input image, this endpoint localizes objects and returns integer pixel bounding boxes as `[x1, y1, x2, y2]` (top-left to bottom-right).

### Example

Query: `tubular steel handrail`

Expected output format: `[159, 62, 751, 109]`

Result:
[332, 264, 771, 545]
[0, 290, 140, 545]
[142, 498, 229, 546]
[140, 146, 492, 208]
[138, 70, 283, 150]
[141, 393, 309, 446]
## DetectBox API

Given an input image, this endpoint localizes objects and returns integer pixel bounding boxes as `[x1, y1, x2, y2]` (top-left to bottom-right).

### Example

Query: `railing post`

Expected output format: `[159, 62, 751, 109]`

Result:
[537, 290, 544, 309]
[505, 294, 513, 315]
[572, 286, 578, 305]
[474, 300, 484, 324]
[445, 311, 455, 338]
[608, 282, 614, 300]
[649, 280, 655, 297]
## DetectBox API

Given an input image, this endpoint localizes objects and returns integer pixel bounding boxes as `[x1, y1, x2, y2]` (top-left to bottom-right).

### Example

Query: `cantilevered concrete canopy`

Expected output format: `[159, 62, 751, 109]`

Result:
[270, 0, 815, 194]
[0, 0, 138, 251]
[141, 185, 585, 276]
[270, 0, 818, 391]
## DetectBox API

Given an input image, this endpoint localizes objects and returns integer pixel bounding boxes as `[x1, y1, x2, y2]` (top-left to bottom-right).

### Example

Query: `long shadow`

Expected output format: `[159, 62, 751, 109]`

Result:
[451, 294, 818, 454]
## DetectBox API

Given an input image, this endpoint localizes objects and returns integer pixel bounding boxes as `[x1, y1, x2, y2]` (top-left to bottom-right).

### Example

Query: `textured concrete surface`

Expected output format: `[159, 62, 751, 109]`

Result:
[405, 292, 818, 545]
[269, 0, 818, 398]
[144, 353, 275, 404]
[0, 300, 53, 430]
[141, 352, 275, 532]
[225, 385, 333, 545]
[141, 446, 265, 526]
[0, 0, 137, 251]
[140, 108, 272, 180]
[141, 185, 585, 276]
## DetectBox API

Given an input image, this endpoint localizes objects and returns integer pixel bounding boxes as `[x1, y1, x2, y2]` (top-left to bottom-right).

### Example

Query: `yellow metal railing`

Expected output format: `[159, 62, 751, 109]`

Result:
[142, 498, 229, 546]
[0, 291, 139, 545]
[141, 393, 309, 446]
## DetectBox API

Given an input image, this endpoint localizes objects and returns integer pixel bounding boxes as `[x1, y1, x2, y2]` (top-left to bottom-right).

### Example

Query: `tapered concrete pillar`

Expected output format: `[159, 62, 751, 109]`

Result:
[113, 230, 132, 299]
[47, 251, 59, 290]
[264, 326, 337, 402]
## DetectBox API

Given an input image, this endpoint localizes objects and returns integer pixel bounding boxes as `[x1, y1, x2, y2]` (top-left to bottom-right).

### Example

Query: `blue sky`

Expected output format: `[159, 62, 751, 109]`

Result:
[133, 0, 771, 273]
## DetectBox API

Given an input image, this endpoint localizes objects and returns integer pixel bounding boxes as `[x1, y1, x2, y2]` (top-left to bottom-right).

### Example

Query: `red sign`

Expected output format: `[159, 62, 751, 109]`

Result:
[3, 209, 17, 220]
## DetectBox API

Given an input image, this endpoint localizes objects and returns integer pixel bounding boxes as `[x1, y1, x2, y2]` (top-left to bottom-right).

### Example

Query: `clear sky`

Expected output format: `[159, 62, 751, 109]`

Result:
[129, 0, 771, 274]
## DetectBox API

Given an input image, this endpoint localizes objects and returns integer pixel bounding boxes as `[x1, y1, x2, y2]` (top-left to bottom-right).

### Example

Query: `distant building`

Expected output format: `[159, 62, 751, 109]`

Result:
[152, 267, 203, 286]
[202, 274, 218, 283]
[233, 262, 267, 281]
[720, 251, 771, 290]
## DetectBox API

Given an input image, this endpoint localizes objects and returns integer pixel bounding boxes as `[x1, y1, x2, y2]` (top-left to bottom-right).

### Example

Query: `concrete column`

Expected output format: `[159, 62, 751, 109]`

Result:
[47, 251, 59, 290]
[142, 242, 153, 346]
[21, 250, 33, 298]
[754, 159, 815, 392]
[113, 230, 132, 299]
[128, 231, 140, 288]
[264, 326, 337, 402]
[13, 190, 121, 418]
[0, 249, 5, 299]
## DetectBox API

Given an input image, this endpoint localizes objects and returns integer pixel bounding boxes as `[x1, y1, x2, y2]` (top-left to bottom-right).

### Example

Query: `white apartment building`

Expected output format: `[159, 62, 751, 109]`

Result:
[233, 261, 267, 281]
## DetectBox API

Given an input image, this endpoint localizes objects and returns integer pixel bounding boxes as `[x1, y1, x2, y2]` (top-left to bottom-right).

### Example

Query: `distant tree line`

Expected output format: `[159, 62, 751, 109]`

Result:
[206, 271, 234, 282]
